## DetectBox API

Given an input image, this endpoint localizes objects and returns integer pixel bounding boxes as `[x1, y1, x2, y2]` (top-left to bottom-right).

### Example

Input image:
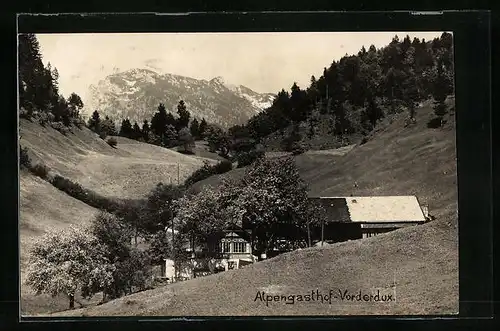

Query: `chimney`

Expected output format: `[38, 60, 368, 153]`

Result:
[421, 205, 429, 219]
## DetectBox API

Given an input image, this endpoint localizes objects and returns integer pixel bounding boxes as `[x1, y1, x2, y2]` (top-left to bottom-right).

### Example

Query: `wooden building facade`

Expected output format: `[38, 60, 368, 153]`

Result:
[309, 196, 428, 242]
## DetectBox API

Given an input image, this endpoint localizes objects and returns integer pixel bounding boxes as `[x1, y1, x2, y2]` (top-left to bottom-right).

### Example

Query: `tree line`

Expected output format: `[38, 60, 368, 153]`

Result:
[228, 33, 454, 152]
[87, 101, 212, 154]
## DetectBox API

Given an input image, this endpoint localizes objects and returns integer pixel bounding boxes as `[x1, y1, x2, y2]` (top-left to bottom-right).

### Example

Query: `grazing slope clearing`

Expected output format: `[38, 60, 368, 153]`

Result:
[52, 217, 457, 316]
[306, 105, 457, 224]
[49, 105, 458, 316]
[20, 172, 102, 315]
[19, 120, 216, 315]
[19, 119, 216, 199]
[169, 140, 228, 162]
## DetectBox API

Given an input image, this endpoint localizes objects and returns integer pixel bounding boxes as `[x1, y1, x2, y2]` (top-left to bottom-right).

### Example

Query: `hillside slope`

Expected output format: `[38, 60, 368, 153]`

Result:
[52, 217, 457, 316]
[20, 172, 102, 315]
[19, 119, 219, 315]
[50, 104, 458, 317]
[306, 105, 457, 222]
[194, 105, 457, 223]
[20, 119, 216, 199]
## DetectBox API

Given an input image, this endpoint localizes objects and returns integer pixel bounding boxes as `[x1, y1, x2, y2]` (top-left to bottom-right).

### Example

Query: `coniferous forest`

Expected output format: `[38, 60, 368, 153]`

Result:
[228, 33, 454, 153]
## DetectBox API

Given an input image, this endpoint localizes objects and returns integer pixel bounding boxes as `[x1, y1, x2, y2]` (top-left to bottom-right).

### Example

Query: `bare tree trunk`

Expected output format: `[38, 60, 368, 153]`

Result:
[321, 219, 324, 246]
[69, 294, 75, 309]
[307, 222, 311, 247]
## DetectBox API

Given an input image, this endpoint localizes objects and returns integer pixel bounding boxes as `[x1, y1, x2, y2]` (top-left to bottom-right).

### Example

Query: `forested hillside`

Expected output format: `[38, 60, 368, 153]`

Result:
[225, 33, 454, 152]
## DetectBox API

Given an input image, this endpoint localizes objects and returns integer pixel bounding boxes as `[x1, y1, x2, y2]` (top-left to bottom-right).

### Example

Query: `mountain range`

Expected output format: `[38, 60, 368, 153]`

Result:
[83, 69, 276, 128]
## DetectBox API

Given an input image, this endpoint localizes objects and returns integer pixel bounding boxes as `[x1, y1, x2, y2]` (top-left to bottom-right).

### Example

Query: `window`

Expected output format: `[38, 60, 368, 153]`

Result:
[222, 242, 231, 253]
[233, 242, 246, 253]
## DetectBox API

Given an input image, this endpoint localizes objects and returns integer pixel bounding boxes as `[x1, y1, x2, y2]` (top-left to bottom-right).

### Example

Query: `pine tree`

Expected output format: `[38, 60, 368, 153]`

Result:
[282, 123, 301, 152]
[46, 63, 60, 114]
[163, 124, 178, 147]
[165, 112, 177, 128]
[57, 96, 71, 126]
[67, 93, 84, 118]
[88, 110, 101, 133]
[190, 118, 200, 139]
[307, 75, 320, 106]
[150, 103, 168, 139]
[132, 122, 142, 140]
[176, 100, 190, 130]
[142, 120, 150, 142]
[432, 59, 449, 127]
[101, 116, 117, 136]
[365, 95, 383, 129]
[119, 119, 133, 138]
[18, 33, 46, 113]
[199, 118, 208, 138]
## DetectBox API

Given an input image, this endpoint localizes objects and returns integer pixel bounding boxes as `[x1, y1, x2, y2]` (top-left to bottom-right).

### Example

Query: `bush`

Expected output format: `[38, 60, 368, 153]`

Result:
[291, 143, 307, 155]
[148, 133, 163, 146]
[177, 148, 195, 155]
[404, 117, 417, 128]
[36, 111, 54, 127]
[50, 175, 122, 213]
[107, 137, 118, 148]
[99, 131, 108, 140]
[427, 117, 444, 129]
[184, 159, 233, 187]
[51, 121, 69, 135]
[178, 127, 195, 154]
[30, 163, 50, 179]
[19, 107, 31, 119]
[72, 117, 86, 129]
[236, 149, 265, 168]
[20, 146, 32, 169]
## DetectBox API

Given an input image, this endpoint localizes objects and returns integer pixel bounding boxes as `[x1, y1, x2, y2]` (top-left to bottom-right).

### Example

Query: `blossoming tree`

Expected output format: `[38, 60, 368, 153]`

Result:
[25, 225, 115, 309]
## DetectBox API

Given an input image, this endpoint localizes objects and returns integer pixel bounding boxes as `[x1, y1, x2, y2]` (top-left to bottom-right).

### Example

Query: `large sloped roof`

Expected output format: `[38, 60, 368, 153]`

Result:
[314, 196, 426, 223]
[309, 197, 351, 223]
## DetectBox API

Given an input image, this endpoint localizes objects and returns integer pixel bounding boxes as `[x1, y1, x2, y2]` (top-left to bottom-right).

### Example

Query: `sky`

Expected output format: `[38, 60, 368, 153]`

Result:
[35, 32, 444, 101]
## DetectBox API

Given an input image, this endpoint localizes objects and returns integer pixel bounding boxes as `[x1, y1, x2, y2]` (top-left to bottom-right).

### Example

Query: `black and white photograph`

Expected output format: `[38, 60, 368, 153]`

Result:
[18, 27, 458, 317]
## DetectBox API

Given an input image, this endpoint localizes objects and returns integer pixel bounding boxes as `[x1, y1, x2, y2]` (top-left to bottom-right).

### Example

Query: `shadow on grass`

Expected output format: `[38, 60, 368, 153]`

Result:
[427, 117, 447, 129]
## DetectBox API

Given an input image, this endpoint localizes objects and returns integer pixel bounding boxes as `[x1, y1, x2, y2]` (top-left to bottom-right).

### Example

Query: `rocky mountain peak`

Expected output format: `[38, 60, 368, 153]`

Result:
[83, 69, 276, 128]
